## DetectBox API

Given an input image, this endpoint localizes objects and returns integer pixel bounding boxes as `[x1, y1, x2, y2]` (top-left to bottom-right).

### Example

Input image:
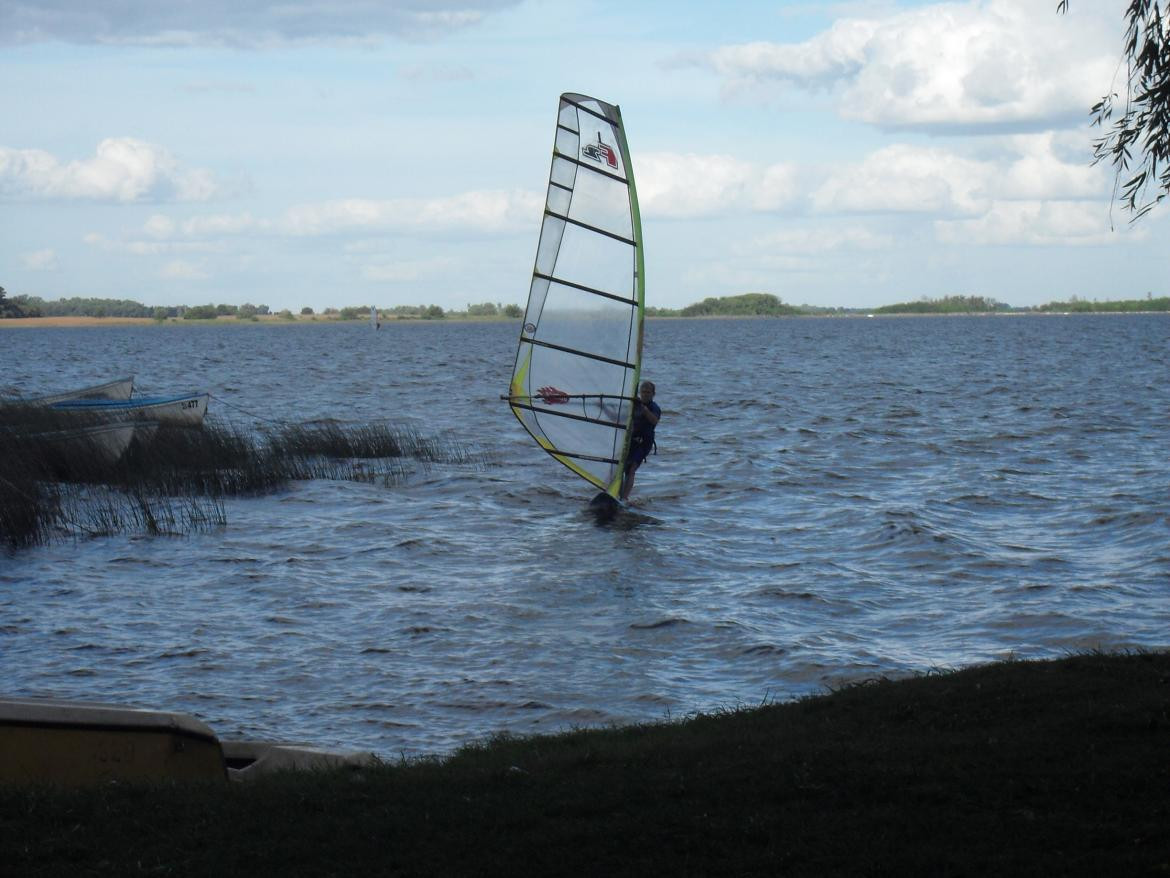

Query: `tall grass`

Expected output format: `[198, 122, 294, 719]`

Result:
[0, 408, 482, 548]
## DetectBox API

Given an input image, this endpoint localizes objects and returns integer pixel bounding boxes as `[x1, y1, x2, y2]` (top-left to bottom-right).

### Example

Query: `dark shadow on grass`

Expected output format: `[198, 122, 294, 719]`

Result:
[1, 651, 1167, 876]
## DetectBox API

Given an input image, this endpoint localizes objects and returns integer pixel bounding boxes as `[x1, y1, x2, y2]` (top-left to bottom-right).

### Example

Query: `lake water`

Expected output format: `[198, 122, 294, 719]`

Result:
[2, 315, 1168, 757]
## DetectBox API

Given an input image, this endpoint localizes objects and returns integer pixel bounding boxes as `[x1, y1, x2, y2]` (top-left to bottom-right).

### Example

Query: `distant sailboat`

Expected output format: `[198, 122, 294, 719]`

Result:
[370, 306, 380, 331]
[503, 93, 645, 512]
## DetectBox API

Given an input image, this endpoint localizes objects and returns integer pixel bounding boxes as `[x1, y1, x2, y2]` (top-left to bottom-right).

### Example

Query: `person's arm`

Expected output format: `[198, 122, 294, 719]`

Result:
[638, 400, 660, 427]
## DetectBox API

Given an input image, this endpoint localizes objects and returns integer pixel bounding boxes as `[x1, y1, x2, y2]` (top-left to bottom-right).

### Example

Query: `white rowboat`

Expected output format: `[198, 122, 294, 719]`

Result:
[34, 420, 157, 465]
[51, 392, 210, 427]
[4, 376, 135, 406]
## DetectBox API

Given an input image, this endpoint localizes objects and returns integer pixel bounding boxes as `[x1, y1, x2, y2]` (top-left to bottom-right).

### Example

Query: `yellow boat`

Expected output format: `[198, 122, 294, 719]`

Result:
[0, 697, 380, 785]
[0, 697, 226, 785]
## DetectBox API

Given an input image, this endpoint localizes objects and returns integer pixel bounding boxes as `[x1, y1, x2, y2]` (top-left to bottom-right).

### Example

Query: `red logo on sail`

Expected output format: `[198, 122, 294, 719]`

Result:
[582, 133, 618, 169]
[537, 386, 570, 404]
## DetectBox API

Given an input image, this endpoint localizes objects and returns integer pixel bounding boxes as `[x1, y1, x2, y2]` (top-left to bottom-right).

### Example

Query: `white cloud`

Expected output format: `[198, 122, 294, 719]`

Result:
[22, 248, 56, 270]
[160, 260, 208, 280]
[700, 18, 879, 88]
[0, 138, 227, 202]
[0, 1, 521, 47]
[362, 257, 454, 283]
[182, 212, 263, 237]
[143, 212, 265, 239]
[688, 0, 1121, 132]
[279, 190, 541, 236]
[80, 190, 537, 279]
[998, 132, 1103, 200]
[144, 215, 176, 239]
[753, 225, 895, 254]
[813, 144, 994, 215]
[638, 153, 800, 219]
[84, 230, 224, 256]
[812, 136, 1108, 216]
[399, 63, 475, 82]
[934, 201, 1124, 246]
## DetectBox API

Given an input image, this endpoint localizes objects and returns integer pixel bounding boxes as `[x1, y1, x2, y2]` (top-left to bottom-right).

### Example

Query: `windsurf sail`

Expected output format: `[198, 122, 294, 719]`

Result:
[370, 306, 379, 330]
[505, 93, 645, 498]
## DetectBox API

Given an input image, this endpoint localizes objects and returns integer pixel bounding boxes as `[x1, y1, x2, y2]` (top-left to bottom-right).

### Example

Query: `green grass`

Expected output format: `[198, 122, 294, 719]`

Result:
[2, 651, 1167, 876]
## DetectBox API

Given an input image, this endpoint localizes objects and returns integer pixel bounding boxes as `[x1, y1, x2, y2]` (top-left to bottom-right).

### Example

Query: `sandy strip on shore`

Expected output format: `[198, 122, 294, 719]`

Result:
[0, 316, 331, 328]
[0, 316, 160, 328]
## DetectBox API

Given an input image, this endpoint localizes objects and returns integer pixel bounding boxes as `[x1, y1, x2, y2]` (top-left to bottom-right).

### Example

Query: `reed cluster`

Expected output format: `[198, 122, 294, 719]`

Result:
[0, 406, 478, 548]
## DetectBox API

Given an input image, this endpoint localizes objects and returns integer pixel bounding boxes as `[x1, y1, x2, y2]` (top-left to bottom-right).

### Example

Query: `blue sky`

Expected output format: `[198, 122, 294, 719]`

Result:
[2, 0, 1166, 312]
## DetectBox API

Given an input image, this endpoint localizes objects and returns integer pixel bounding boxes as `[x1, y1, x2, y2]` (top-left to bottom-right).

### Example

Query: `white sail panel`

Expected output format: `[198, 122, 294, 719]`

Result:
[545, 225, 634, 299]
[508, 93, 645, 495]
[533, 285, 635, 363]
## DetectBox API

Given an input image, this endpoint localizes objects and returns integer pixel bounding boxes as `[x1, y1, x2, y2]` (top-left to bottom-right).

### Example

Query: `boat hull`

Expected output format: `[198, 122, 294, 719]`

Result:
[51, 392, 210, 427]
[4, 376, 135, 406]
[35, 420, 155, 465]
[0, 698, 227, 785]
[0, 698, 380, 786]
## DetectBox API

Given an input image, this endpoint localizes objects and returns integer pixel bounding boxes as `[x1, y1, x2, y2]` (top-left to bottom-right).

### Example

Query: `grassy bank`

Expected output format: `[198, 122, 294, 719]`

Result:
[3, 651, 1167, 876]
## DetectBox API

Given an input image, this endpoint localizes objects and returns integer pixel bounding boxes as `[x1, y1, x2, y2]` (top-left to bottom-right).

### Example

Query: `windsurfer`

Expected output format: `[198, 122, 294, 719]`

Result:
[620, 380, 660, 501]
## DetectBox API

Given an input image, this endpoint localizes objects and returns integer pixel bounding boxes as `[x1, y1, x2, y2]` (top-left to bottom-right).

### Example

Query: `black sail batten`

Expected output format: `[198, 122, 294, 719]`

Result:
[551, 150, 628, 186]
[532, 272, 639, 307]
[509, 401, 626, 431]
[560, 95, 614, 126]
[544, 209, 636, 247]
[519, 336, 637, 370]
[539, 448, 622, 466]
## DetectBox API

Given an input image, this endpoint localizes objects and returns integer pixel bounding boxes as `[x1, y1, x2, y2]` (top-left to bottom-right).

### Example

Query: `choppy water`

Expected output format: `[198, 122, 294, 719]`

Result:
[2, 315, 1168, 756]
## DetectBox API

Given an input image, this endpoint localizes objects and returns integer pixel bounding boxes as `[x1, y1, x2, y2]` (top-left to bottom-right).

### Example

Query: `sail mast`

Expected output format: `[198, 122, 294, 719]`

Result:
[611, 100, 645, 496]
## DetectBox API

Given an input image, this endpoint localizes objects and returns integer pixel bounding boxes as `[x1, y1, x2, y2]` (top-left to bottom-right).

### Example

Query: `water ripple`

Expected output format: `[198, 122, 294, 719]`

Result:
[2, 315, 1168, 756]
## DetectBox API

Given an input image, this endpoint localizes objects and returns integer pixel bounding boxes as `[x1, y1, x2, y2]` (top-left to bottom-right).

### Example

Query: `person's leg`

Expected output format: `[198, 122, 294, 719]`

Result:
[621, 460, 639, 501]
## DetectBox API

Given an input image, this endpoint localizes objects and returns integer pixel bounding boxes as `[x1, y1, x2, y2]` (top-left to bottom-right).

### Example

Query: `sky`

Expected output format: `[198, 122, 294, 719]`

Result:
[1, 0, 1167, 312]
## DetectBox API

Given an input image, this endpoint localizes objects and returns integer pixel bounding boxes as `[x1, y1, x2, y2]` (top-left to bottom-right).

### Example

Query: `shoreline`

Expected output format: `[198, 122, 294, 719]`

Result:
[3, 310, 1169, 329]
[0, 315, 520, 329]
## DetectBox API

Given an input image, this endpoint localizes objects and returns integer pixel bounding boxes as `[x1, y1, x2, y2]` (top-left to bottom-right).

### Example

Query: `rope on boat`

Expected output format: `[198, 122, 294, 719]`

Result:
[208, 394, 290, 426]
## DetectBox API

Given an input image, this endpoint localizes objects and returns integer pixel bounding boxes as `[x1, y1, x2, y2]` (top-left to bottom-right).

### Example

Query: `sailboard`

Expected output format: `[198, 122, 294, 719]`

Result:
[505, 93, 645, 504]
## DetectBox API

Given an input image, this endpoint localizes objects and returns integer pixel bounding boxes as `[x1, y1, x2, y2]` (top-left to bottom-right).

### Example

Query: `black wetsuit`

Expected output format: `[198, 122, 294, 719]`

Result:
[627, 399, 661, 468]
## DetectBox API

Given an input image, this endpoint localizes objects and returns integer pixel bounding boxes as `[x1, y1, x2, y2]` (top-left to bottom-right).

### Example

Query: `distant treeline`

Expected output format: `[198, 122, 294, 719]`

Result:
[651, 293, 1170, 317]
[874, 295, 1011, 315]
[655, 293, 803, 317]
[0, 286, 44, 318]
[1033, 296, 1170, 313]
[3, 287, 1168, 321]
[867, 295, 1170, 315]
[0, 290, 523, 321]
